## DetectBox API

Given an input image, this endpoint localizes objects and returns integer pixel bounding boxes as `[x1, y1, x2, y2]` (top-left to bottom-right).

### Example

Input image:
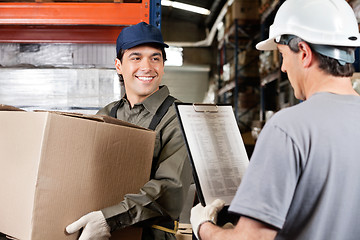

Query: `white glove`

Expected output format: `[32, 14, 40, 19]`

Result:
[66, 211, 111, 240]
[190, 199, 226, 240]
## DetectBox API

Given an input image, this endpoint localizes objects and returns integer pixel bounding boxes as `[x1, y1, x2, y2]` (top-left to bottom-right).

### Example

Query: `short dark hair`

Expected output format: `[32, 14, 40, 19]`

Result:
[287, 37, 354, 77]
[116, 43, 167, 83]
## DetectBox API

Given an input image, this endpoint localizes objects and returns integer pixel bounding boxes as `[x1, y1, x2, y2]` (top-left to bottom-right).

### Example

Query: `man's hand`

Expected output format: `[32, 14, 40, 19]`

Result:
[66, 211, 111, 240]
[190, 199, 226, 239]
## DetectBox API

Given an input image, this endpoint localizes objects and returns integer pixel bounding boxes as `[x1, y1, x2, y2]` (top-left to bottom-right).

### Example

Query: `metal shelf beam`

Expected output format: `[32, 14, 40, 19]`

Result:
[0, 2, 150, 43]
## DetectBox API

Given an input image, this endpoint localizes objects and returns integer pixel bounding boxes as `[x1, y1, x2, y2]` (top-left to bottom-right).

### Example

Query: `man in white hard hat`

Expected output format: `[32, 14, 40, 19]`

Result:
[190, 0, 360, 239]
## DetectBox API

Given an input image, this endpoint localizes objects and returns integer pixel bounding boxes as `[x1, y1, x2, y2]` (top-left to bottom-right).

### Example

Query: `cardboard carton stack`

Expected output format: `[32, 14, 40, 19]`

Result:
[0, 107, 155, 240]
[231, 0, 260, 22]
[225, 0, 260, 29]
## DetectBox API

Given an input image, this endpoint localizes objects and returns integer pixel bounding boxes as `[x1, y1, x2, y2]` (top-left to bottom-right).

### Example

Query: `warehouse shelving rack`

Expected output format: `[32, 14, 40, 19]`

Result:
[217, 18, 260, 131]
[0, 0, 161, 43]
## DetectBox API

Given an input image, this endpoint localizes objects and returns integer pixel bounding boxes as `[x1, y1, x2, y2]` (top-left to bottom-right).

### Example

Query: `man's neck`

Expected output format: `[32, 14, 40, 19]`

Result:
[126, 95, 146, 108]
[305, 70, 358, 99]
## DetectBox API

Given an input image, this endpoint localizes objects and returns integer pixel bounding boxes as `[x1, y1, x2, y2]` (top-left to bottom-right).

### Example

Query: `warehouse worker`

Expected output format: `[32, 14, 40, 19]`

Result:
[190, 0, 360, 239]
[66, 22, 192, 240]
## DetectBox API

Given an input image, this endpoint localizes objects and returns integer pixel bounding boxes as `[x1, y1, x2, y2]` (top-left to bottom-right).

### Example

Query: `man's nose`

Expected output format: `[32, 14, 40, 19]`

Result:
[140, 58, 151, 70]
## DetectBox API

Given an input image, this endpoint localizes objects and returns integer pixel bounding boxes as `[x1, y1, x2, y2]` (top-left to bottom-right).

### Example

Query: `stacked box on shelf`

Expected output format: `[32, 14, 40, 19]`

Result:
[238, 87, 259, 109]
[238, 49, 260, 78]
[225, 8, 233, 30]
[225, 0, 260, 30]
[231, 0, 260, 22]
[259, 50, 280, 77]
[237, 85, 260, 132]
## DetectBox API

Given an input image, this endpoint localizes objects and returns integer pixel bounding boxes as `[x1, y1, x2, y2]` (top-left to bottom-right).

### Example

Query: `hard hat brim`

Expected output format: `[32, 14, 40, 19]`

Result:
[256, 38, 278, 51]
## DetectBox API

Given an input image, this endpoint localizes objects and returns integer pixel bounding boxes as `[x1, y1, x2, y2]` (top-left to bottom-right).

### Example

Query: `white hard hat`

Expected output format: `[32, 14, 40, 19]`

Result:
[256, 0, 360, 51]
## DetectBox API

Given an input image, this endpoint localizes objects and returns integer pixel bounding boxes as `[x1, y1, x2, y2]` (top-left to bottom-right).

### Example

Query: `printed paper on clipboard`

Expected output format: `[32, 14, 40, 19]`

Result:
[175, 103, 249, 206]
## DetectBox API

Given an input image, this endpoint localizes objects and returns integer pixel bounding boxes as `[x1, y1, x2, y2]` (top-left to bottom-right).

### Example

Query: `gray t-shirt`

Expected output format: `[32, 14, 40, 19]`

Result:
[229, 92, 360, 240]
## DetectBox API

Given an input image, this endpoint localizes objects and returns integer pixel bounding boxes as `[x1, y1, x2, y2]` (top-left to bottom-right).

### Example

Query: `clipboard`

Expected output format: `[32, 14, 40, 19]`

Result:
[174, 103, 249, 208]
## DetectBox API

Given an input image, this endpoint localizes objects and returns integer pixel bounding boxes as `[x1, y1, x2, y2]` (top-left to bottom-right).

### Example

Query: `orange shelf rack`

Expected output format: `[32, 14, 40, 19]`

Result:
[0, 1, 150, 43]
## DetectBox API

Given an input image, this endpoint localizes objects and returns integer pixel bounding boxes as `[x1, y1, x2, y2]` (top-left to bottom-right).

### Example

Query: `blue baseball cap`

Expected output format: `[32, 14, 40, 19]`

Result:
[116, 22, 169, 55]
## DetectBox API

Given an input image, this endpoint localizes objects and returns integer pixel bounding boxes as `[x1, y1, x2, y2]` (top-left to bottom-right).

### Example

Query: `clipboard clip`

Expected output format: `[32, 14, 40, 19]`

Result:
[192, 103, 218, 113]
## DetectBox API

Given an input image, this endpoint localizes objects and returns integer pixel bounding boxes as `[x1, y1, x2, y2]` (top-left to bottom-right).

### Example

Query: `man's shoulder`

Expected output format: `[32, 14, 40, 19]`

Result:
[96, 100, 119, 116]
[264, 102, 311, 135]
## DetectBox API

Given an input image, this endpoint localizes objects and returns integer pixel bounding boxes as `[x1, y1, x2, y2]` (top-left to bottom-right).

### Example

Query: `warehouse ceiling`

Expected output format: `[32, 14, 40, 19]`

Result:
[162, 0, 227, 28]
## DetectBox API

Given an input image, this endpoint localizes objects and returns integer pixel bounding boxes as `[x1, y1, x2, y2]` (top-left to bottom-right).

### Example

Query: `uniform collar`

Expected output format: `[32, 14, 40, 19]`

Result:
[122, 85, 169, 114]
[142, 85, 169, 114]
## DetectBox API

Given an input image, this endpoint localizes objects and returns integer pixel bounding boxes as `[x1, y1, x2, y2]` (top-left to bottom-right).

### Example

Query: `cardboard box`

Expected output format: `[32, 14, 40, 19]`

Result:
[231, 0, 259, 21]
[0, 110, 155, 240]
[225, 9, 233, 30]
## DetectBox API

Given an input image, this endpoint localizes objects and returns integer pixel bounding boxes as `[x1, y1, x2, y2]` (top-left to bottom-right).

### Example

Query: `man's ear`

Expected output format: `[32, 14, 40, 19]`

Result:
[115, 58, 122, 74]
[298, 42, 313, 68]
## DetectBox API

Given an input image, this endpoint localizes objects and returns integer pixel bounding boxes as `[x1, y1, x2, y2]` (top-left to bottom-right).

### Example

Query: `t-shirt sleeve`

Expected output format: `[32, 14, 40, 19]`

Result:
[228, 121, 301, 229]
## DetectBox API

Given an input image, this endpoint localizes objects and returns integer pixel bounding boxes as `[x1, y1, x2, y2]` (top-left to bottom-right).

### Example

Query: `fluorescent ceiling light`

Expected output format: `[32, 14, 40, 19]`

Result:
[162, 0, 211, 15]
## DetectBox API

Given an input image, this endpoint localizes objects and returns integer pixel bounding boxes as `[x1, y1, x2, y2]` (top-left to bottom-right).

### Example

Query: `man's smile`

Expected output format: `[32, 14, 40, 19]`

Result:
[136, 76, 155, 82]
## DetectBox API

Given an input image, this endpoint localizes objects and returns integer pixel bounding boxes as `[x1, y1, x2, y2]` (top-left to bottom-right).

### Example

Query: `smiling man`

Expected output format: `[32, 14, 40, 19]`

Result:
[66, 22, 192, 240]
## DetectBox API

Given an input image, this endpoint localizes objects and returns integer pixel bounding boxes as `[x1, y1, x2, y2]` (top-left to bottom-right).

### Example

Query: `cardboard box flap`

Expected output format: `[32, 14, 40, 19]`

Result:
[93, 114, 149, 130]
[34, 110, 149, 131]
[0, 104, 25, 111]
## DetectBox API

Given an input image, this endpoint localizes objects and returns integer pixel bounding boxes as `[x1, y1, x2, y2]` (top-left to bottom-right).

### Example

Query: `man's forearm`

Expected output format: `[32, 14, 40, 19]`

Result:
[198, 217, 278, 240]
[198, 222, 235, 240]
